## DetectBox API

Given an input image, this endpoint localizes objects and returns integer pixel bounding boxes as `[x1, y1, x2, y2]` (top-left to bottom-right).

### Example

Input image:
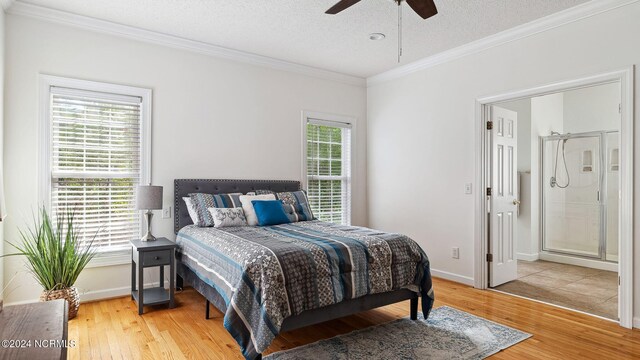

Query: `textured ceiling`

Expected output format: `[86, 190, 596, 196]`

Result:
[18, 0, 589, 78]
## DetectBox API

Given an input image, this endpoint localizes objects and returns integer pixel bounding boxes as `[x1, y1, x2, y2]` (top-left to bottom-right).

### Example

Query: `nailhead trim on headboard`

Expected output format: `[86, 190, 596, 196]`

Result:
[174, 179, 301, 233]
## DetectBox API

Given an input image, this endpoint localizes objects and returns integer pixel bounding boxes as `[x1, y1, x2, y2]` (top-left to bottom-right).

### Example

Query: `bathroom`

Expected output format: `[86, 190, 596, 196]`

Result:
[492, 81, 620, 320]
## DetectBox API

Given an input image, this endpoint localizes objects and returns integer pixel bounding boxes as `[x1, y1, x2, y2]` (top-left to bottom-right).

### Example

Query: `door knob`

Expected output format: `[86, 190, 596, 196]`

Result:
[512, 199, 521, 205]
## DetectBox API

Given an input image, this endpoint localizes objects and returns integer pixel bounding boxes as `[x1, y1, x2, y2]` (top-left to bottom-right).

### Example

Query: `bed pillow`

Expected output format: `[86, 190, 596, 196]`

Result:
[188, 192, 242, 227]
[239, 194, 276, 226]
[208, 207, 248, 228]
[182, 197, 199, 225]
[276, 190, 314, 222]
[252, 200, 291, 226]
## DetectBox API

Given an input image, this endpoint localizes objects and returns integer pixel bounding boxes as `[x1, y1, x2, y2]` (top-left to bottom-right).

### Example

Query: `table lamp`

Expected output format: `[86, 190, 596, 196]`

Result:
[136, 185, 163, 241]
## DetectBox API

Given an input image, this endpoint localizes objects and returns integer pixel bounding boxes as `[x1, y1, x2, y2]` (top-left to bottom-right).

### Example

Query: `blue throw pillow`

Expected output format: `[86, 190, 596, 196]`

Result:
[252, 200, 291, 226]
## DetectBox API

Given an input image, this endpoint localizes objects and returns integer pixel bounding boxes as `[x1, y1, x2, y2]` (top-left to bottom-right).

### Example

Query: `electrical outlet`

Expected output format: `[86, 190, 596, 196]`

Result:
[452, 247, 459, 259]
[162, 207, 171, 219]
[464, 183, 472, 194]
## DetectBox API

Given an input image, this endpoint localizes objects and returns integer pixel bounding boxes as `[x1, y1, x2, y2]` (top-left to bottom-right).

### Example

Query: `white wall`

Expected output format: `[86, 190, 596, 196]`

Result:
[367, 2, 640, 320]
[3, 14, 367, 304]
[564, 82, 621, 133]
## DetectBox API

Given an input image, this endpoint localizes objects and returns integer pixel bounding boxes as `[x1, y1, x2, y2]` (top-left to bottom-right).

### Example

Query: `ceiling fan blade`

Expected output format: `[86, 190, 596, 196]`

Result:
[325, 0, 362, 14]
[406, 0, 438, 19]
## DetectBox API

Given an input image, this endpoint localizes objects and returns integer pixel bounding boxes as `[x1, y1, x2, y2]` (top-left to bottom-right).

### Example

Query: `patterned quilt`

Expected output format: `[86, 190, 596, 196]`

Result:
[176, 221, 434, 360]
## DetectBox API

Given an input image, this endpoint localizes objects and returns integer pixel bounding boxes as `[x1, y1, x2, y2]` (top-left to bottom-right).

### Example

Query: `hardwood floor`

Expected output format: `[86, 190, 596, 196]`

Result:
[68, 278, 640, 359]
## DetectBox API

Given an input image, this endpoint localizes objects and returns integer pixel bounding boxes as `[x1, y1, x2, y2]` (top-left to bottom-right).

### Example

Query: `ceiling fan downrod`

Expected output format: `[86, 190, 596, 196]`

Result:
[325, 0, 439, 63]
[397, 0, 403, 63]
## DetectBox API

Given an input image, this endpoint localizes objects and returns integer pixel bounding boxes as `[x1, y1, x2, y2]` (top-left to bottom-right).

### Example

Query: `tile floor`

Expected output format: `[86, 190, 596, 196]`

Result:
[494, 260, 618, 320]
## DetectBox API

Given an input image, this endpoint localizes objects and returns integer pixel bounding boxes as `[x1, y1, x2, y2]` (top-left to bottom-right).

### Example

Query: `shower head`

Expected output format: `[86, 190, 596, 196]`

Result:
[550, 131, 571, 188]
[551, 131, 570, 142]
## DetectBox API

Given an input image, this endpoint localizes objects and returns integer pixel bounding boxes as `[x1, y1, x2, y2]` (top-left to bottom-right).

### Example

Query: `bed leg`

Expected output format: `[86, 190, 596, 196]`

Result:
[176, 274, 183, 290]
[205, 300, 210, 319]
[410, 296, 418, 320]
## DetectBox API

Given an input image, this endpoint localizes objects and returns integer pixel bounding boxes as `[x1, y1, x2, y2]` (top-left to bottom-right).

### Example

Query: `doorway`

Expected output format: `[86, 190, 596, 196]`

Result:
[474, 68, 634, 328]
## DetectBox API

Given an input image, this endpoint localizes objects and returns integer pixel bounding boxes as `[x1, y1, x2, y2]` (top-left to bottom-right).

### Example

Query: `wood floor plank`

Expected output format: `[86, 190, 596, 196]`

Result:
[68, 278, 640, 359]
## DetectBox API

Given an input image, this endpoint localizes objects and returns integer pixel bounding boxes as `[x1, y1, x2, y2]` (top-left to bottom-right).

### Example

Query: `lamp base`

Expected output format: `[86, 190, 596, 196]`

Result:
[141, 232, 156, 242]
[141, 210, 156, 241]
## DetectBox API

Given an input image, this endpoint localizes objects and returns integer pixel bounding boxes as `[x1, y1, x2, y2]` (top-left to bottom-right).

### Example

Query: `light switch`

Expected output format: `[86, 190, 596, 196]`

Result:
[162, 207, 171, 219]
[464, 183, 472, 194]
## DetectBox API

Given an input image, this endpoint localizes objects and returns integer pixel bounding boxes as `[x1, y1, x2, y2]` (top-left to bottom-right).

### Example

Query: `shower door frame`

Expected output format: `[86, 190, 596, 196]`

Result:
[539, 131, 618, 262]
[474, 67, 634, 329]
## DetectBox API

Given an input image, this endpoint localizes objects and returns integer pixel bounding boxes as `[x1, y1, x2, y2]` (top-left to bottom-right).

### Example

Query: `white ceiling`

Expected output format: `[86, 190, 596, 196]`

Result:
[17, 0, 589, 78]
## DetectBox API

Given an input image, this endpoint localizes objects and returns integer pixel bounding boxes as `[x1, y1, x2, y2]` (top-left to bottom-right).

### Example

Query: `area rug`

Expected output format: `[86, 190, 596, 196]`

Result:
[265, 306, 531, 360]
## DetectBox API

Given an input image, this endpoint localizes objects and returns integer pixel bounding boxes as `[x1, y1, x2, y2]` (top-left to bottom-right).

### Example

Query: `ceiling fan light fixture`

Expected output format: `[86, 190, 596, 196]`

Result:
[326, 0, 437, 61]
[369, 33, 386, 41]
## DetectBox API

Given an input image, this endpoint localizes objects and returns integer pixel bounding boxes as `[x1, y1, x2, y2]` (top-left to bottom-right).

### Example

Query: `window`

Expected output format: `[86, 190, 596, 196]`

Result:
[304, 115, 352, 225]
[40, 76, 151, 254]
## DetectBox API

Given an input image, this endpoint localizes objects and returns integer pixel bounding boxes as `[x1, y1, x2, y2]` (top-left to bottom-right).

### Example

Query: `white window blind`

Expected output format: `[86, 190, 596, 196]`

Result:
[49, 86, 143, 251]
[306, 118, 352, 225]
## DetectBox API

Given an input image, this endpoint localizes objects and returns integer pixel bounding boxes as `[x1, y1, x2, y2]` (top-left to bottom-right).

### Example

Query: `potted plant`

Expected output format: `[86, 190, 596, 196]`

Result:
[2, 207, 96, 319]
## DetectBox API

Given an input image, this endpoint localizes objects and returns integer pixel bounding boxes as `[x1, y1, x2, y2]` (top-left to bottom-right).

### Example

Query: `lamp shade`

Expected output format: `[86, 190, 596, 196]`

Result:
[136, 185, 163, 210]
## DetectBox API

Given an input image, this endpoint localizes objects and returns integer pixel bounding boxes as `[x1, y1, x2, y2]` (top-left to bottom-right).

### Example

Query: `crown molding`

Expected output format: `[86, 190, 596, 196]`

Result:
[1, 0, 14, 11]
[367, 0, 640, 86]
[7, 1, 366, 87]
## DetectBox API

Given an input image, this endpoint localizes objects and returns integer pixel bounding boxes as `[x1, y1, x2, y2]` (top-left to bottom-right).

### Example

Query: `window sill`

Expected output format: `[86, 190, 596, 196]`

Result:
[86, 249, 130, 268]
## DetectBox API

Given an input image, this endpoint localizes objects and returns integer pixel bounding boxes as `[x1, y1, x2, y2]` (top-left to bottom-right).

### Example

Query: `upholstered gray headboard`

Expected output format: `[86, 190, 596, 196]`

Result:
[174, 179, 301, 233]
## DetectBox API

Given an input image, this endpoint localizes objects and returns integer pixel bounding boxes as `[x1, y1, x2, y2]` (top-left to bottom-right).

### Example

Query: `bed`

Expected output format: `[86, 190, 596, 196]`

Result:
[174, 179, 434, 360]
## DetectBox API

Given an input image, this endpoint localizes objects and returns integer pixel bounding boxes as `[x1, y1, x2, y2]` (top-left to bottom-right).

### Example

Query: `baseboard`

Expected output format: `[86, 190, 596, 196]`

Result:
[79, 284, 153, 303]
[3, 281, 162, 306]
[538, 252, 618, 272]
[634, 317, 640, 329]
[430, 269, 475, 286]
[517, 252, 540, 261]
[2, 298, 38, 306]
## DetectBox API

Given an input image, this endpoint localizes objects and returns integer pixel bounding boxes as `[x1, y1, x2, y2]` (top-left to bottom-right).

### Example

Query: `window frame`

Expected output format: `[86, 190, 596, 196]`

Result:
[39, 75, 152, 266]
[301, 111, 355, 225]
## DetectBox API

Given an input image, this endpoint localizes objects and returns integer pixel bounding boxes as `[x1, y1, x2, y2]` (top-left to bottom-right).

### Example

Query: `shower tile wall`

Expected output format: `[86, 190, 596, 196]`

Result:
[543, 136, 601, 257]
[542, 132, 619, 261]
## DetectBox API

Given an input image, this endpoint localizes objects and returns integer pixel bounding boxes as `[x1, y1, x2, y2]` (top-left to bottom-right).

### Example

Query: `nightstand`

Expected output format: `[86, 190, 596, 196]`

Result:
[130, 238, 178, 315]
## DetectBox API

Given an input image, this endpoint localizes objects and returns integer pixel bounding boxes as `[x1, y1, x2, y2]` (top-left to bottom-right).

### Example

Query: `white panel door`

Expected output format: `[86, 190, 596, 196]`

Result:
[489, 106, 519, 287]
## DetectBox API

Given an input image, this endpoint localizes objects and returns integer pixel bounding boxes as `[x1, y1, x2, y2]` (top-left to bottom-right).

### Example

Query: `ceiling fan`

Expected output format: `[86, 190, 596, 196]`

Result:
[326, 0, 437, 20]
[325, 0, 438, 62]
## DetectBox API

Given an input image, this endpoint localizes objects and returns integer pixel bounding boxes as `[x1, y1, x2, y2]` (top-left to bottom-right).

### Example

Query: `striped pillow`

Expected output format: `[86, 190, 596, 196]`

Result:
[188, 193, 242, 227]
[276, 191, 314, 222]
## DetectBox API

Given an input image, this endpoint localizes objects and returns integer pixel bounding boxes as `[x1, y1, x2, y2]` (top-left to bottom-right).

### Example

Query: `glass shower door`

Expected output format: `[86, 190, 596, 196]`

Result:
[542, 135, 602, 258]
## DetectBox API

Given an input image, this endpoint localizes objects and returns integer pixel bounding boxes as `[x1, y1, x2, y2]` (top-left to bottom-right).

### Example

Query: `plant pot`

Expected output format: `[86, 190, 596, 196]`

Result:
[40, 286, 80, 319]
